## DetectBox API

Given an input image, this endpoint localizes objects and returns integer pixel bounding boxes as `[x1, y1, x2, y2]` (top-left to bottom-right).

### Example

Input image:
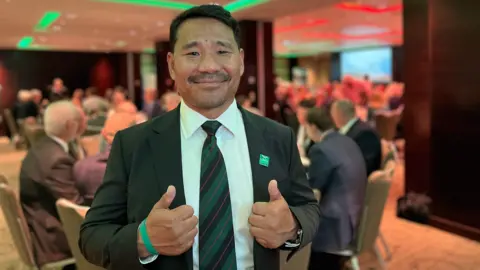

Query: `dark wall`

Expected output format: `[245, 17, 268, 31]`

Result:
[404, 0, 480, 241]
[329, 52, 341, 82]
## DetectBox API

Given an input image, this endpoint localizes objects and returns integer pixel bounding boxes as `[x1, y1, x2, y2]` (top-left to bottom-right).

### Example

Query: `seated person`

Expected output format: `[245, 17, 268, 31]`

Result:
[236, 94, 263, 115]
[19, 101, 86, 267]
[305, 107, 367, 270]
[330, 99, 382, 176]
[74, 112, 136, 204]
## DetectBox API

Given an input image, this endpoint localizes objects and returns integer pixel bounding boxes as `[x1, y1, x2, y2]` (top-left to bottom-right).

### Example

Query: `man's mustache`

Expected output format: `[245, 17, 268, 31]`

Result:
[188, 73, 230, 83]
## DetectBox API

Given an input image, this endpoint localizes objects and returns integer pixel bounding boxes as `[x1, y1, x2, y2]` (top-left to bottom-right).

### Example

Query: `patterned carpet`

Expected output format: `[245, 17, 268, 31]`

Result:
[0, 138, 478, 269]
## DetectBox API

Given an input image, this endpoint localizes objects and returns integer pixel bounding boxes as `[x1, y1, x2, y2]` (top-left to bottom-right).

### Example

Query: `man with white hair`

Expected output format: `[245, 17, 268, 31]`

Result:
[19, 100, 85, 267]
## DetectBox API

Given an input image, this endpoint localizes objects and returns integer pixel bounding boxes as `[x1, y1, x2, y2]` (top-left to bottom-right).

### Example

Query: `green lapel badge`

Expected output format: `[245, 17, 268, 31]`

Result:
[259, 154, 270, 167]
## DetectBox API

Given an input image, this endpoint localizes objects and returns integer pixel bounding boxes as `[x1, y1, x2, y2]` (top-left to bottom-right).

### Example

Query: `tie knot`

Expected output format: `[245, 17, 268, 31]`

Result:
[202, 120, 222, 136]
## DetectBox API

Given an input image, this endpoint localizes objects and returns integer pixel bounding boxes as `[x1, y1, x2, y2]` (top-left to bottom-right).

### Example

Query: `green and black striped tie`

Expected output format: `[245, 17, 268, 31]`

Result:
[199, 120, 237, 270]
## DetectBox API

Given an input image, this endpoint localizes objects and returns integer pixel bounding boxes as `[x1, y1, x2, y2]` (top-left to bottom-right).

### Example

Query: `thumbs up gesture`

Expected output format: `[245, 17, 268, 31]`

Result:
[138, 186, 198, 257]
[248, 180, 299, 249]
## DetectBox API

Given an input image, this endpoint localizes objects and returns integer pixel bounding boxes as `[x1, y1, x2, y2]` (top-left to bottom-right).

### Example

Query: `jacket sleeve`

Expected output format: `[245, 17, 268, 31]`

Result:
[78, 132, 144, 269]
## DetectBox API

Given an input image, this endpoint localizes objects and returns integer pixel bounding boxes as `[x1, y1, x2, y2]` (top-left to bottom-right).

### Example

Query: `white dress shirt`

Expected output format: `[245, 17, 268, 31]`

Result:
[141, 100, 255, 269]
[48, 135, 69, 153]
[338, 117, 359, 135]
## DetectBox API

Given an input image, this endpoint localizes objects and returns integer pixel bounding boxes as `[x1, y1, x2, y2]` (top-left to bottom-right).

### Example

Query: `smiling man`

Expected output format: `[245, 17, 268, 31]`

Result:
[79, 5, 319, 270]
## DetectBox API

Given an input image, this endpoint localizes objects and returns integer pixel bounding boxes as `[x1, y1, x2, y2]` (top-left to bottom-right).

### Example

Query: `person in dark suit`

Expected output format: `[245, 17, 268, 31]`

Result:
[19, 101, 86, 267]
[330, 99, 382, 176]
[79, 5, 319, 270]
[47, 78, 69, 102]
[305, 107, 367, 270]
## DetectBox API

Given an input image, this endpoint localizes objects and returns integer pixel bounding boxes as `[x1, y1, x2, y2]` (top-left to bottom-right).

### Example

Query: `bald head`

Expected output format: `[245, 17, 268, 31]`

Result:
[162, 92, 181, 112]
[116, 101, 137, 114]
[102, 112, 136, 144]
[44, 101, 80, 141]
[330, 99, 356, 128]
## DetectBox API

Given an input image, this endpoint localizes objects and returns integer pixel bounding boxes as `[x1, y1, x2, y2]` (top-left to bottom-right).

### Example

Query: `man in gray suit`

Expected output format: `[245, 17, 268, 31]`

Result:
[304, 107, 367, 270]
[19, 101, 85, 267]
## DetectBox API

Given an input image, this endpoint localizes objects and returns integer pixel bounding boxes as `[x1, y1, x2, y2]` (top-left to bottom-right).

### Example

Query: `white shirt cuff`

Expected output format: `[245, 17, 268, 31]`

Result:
[139, 254, 158, 264]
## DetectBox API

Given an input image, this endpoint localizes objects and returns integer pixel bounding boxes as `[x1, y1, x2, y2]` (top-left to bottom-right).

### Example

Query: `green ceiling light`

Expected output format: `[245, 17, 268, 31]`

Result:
[92, 0, 268, 12]
[17, 36, 34, 49]
[94, 0, 194, 10]
[224, 0, 269, 12]
[34, 11, 61, 32]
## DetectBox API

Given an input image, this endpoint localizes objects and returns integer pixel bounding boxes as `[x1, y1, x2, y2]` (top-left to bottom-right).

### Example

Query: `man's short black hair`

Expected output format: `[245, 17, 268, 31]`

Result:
[298, 98, 316, 109]
[169, 4, 241, 51]
[306, 107, 334, 132]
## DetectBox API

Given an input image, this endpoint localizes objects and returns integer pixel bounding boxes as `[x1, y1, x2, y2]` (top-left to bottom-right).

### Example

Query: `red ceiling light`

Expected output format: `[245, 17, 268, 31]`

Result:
[335, 3, 402, 13]
[303, 30, 401, 40]
[274, 19, 329, 34]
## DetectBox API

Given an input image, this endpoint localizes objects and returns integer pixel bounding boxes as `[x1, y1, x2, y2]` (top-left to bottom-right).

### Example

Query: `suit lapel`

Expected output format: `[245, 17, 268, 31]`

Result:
[240, 107, 278, 270]
[240, 107, 271, 203]
[147, 107, 193, 270]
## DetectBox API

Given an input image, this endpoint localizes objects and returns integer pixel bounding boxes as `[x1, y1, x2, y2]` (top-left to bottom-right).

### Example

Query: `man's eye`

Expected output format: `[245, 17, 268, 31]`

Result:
[187, 52, 200, 56]
[218, 50, 230, 54]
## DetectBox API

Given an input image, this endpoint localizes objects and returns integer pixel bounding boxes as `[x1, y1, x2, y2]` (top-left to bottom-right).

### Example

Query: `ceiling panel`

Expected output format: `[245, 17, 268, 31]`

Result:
[0, 0, 402, 55]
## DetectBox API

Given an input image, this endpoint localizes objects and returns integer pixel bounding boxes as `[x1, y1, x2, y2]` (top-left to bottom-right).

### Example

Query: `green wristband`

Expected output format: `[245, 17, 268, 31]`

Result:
[140, 219, 158, 255]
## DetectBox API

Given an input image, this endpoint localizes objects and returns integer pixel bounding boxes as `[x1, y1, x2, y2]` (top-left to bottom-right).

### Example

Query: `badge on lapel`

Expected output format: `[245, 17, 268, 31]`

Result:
[259, 154, 270, 167]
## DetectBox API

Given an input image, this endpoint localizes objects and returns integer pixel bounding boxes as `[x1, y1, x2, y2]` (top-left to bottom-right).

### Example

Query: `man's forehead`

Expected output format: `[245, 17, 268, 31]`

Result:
[176, 18, 234, 40]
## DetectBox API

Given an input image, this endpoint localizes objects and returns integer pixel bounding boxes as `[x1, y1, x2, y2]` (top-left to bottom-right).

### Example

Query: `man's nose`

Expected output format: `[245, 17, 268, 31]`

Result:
[197, 53, 221, 73]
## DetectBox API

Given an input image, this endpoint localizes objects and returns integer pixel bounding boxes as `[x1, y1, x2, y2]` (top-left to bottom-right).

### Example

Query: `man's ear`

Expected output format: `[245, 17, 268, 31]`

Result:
[167, 52, 175, 80]
[239, 48, 245, 76]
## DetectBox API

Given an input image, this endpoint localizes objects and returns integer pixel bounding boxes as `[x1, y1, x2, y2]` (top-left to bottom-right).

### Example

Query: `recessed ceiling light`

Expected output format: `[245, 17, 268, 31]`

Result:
[91, 45, 97, 50]
[156, 21, 164, 27]
[53, 25, 61, 32]
[39, 36, 47, 42]
[129, 30, 137, 36]
[5, 0, 11, 3]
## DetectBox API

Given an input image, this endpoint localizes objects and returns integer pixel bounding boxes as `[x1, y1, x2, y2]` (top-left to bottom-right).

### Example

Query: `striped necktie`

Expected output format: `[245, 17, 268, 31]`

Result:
[199, 120, 237, 270]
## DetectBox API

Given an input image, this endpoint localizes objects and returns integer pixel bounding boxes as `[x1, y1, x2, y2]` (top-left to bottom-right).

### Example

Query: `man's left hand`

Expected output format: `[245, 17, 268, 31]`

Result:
[249, 180, 298, 249]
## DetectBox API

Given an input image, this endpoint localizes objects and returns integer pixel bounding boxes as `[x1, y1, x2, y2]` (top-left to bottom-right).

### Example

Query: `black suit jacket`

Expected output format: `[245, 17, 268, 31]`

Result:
[345, 120, 382, 176]
[308, 132, 367, 252]
[79, 105, 319, 270]
[19, 136, 85, 266]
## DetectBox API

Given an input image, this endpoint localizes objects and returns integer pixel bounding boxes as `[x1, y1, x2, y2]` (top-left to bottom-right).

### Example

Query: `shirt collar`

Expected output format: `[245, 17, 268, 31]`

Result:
[339, 117, 358, 135]
[180, 99, 240, 139]
[48, 135, 69, 153]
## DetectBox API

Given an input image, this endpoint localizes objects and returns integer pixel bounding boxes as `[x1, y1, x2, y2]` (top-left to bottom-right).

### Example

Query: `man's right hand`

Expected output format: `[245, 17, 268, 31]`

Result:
[138, 185, 198, 257]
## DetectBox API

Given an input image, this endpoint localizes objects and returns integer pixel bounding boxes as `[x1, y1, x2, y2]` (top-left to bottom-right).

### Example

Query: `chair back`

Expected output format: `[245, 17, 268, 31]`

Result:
[280, 244, 311, 270]
[3, 109, 19, 136]
[55, 199, 102, 270]
[23, 123, 46, 148]
[353, 171, 392, 254]
[0, 176, 37, 268]
[381, 140, 397, 176]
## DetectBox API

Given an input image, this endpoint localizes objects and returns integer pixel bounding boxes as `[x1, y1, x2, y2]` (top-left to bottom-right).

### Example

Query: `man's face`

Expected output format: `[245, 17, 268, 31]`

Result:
[296, 107, 308, 125]
[76, 110, 87, 136]
[167, 18, 244, 112]
[330, 104, 342, 129]
[112, 91, 126, 105]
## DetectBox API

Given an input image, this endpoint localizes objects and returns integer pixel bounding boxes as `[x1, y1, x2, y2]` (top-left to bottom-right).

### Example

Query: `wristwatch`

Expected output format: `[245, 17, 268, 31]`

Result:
[284, 229, 303, 248]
